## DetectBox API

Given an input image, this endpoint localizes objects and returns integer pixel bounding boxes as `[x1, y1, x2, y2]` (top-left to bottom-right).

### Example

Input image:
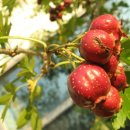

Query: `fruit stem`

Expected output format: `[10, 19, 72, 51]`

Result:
[52, 60, 81, 69]
[48, 42, 79, 52]
[62, 48, 85, 61]
[15, 83, 28, 91]
[72, 33, 85, 43]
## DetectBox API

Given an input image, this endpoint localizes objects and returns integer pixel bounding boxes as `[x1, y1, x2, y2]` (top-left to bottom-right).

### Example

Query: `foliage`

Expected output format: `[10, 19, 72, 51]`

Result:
[0, 0, 130, 130]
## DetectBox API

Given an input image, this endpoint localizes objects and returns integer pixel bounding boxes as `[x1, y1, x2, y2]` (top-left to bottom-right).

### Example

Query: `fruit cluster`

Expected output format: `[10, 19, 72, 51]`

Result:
[68, 14, 128, 117]
[49, 0, 72, 21]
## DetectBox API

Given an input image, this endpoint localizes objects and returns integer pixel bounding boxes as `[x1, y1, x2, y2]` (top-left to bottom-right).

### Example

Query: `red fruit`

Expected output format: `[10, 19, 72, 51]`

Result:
[80, 29, 115, 64]
[49, 7, 56, 14]
[111, 66, 128, 91]
[64, 0, 72, 7]
[102, 55, 118, 78]
[68, 63, 111, 108]
[57, 4, 65, 11]
[57, 12, 62, 19]
[90, 14, 124, 41]
[92, 86, 122, 117]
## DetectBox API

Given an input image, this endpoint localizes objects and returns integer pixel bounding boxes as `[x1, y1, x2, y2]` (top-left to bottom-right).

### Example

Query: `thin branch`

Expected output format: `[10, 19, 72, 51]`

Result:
[0, 48, 43, 57]
[52, 60, 81, 69]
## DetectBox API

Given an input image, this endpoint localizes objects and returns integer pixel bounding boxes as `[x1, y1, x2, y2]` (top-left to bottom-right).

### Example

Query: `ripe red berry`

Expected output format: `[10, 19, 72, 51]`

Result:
[90, 14, 123, 41]
[57, 12, 62, 19]
[111, 66, 128, 91]
[92, 86, 122, 117]
[64, 0, 72, 7]
[57, 4, 65, 11]
[102, 55, 118, 78]
[68, 63, 111, 108]
[80, 29, 115, 64]
[49, 7, 56, 14]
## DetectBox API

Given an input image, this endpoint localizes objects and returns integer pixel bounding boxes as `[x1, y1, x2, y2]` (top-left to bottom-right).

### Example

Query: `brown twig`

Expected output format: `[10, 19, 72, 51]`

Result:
[0, 48, 43, 57]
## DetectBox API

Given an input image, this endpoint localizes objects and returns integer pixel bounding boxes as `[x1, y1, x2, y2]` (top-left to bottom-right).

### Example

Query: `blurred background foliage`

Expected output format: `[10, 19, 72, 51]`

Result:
[0, 0, 130, 130]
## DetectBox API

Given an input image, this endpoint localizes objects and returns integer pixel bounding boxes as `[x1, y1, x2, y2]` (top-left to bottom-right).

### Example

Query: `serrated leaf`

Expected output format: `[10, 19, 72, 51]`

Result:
[16, 107, 32, 129]
[31, 107, 42, 130]
[0, 93, 12, 105]
[112, 70, 130, 129]
[112, 108, 126, 130]
[112, 87, 130, 130]
[17, 56, 35, 79]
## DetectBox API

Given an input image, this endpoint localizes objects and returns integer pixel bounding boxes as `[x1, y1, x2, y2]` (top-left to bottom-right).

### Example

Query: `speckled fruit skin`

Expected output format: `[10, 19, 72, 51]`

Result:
[68, 63, 111, 108]
[111, 66, 128, 91]
[102, 55, 118, 78]
[92, 86, 122, 117]
[90, 14, 122, 41]
[80, 29, 115, 64]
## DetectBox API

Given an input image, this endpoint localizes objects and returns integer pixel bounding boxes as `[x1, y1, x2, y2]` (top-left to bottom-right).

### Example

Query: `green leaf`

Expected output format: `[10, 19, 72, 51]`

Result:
[120, 50, 130, 65]
[1, 101, 11, 120]
[4, 83, 16, 94]
[121, 37, 130, 49]
[125, 71, 130, 84]
[112, 71, 130, 129]
[120, 38, 130, 65]
[112, 87, 130, 130]
[0, 12, 3, 31]
[90, 118, 110, 130]
[112, 108, 126, 130]
[0, 93, 12, 105]
[2, 0, 16, 12]
[16, 107, 32, 129]
[17, 69, 34, 77]
[0, 62, 7, 75]
[31, 107, 42, 130]
[17, 56, 35, 79]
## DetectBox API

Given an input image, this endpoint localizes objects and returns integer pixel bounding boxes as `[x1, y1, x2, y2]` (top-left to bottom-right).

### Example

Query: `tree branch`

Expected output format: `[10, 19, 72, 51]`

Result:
[0, 48, 43, 57]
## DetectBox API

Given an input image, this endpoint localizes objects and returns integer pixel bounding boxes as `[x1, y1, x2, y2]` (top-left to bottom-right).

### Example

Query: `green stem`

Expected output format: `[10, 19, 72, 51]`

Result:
[15, 83, 28, 91]
[52, 60, 81, 69]
[48, 42, 79, 53]
[71, 52, 85, 61]
[0, 36, 47, 49]
[72, 33, 85, 43]
[62, 48, 84, 61]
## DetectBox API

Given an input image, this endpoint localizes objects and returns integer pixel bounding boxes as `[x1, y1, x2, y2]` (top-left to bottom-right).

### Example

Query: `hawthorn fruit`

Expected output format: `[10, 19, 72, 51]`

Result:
[80, 29, 115, 64]
[92, 86, 122, 117]
[68, 63, 111, 108]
